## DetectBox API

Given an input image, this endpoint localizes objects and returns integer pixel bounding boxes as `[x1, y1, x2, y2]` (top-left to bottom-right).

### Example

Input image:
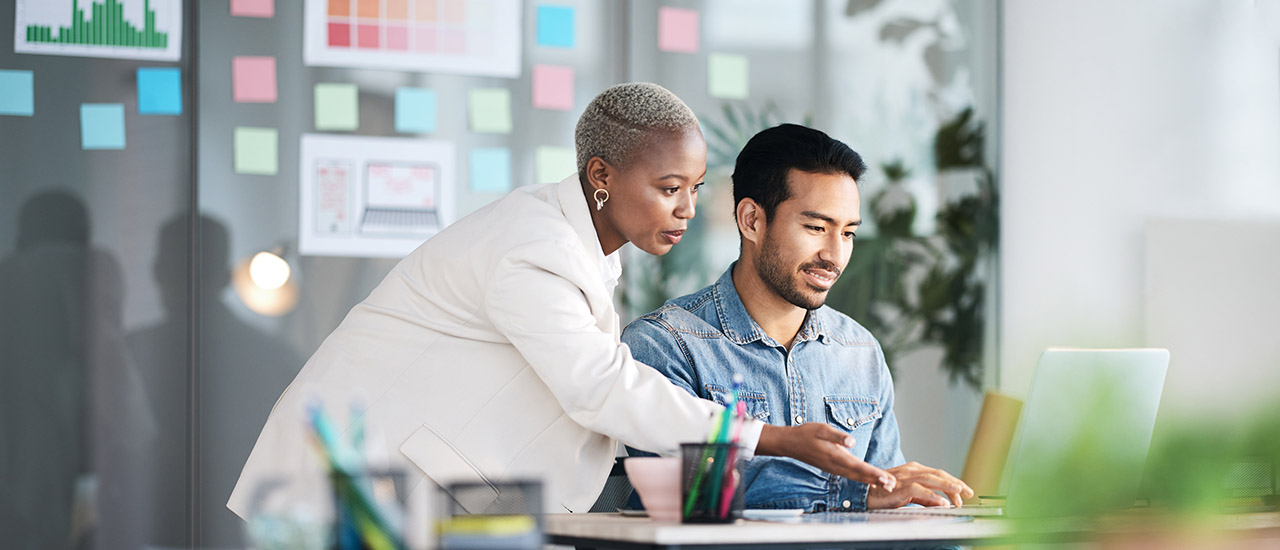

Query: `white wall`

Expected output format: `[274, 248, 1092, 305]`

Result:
[1000, 0, 1280, 397]
[1146, 219, 1280, 419]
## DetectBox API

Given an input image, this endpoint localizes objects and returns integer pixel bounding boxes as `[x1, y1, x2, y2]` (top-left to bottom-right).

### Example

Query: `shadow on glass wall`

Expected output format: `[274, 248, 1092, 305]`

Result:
[0, 190, 154, 550]
[128, 214, 302, 548]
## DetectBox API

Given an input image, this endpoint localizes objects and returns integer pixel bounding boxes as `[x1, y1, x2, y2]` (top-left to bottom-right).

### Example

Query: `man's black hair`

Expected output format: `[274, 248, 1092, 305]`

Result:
[731, 123, 867, 221]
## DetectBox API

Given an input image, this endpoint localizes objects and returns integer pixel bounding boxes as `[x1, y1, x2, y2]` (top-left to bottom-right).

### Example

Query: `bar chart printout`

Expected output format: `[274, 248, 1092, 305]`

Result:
[15, 0, 182, 61]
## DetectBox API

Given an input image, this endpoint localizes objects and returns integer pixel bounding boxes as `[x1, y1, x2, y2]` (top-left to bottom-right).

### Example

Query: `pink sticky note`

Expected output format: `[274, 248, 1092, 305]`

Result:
[231, 0, 274, 18]
[658, 7, 699, 53]
[532, 64, 574, 111]
[233, 56, 277, 103]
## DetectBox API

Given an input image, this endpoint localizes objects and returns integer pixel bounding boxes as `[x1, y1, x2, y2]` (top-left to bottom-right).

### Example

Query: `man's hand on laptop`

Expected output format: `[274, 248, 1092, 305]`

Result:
[867, 462, 974, 509]
[758, 423, 898, 491]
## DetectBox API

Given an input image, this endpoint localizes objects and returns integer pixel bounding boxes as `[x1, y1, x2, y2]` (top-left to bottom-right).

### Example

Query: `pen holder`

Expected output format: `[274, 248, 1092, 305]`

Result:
[680, 443, 745, 523]
[437, 479, 543, 550]
[329, 469, 409, 550]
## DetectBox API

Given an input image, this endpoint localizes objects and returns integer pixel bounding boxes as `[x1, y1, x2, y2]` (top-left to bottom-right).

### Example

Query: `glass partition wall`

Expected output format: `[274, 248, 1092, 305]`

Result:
[0, 1, 998, 548]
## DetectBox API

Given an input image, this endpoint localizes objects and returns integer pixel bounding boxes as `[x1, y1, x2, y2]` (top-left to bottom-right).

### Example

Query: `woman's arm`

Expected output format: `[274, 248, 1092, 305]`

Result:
[483, 240, 719, 455]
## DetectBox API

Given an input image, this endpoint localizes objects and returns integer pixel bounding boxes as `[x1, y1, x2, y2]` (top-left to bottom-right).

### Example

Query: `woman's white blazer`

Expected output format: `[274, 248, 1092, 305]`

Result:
[227, 176, 723, 518]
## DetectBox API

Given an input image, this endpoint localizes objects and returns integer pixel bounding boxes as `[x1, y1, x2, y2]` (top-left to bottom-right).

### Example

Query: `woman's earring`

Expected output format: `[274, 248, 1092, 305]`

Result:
[594, 188, 610, 211]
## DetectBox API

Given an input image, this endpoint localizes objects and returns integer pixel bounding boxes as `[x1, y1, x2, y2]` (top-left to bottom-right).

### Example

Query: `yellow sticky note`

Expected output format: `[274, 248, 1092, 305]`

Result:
[469, 88, 512, 134]
[708, 53, 749, 100]
[234, 127, 278, 175]
[315, 83, 359, 131]
[536, 146, 576, 184]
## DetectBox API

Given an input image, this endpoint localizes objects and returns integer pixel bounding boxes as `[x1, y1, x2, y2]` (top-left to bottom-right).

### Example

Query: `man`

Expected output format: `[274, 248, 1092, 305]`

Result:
[622, 124, 972, 511]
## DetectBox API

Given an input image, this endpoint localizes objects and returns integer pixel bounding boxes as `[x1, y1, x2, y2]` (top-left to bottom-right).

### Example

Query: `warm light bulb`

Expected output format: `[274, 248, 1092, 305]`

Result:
[248, 251, 290, 290]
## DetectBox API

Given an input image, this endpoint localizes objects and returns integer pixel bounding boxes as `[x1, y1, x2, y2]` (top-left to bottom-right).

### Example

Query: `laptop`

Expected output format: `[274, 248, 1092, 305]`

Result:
[870, 348, 1170, 519]
[359, 161, 442, 236]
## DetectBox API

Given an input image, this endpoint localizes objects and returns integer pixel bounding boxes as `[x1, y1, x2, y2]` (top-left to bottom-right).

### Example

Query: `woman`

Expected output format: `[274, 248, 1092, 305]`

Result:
[229, 83, 893, 527]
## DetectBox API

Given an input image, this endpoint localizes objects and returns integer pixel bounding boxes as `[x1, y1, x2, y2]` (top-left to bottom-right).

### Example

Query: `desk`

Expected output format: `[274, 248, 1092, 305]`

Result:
[544, 512, 1010, 550]
[545, 512, 1280, 550]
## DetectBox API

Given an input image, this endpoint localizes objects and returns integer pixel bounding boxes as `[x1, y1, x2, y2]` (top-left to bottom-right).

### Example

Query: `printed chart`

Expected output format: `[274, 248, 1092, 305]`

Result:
[15, 0, 182, 61]
[299, 134, 456, 258]
[303, 0, 520, 77]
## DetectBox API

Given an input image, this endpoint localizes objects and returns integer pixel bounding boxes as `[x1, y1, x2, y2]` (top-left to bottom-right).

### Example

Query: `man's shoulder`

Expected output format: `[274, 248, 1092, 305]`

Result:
[625, 284, 722, 339]
[814, 305, 881, 347]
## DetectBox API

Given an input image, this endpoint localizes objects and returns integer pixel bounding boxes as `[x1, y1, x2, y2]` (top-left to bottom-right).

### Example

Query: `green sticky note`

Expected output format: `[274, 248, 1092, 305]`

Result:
[468, 88, 512, 134]
[535, 146, 576, 184]
[708, 53, 749, 100]
[315, 83, 359, 131]
[234, 127, 278, 175]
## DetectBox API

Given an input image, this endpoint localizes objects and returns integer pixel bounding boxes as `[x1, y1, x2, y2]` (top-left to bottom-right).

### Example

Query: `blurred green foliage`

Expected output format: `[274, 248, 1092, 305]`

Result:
[1007, 397, 1279, 540]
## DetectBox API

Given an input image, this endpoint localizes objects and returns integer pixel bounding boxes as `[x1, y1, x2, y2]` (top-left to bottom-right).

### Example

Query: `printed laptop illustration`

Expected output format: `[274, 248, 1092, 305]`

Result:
[360, 161, 441, 235]
[870, 348, 1169, 519]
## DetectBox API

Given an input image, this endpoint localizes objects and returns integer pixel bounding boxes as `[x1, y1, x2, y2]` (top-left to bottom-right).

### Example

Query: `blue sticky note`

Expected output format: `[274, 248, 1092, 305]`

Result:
[137, 68, 183, 115]
[537, 5, 575, 48]
[0, 70, 35, 116]
[80, 104, 126, 150]
[470, 148, 512, 193]
[395, 87, 437, 134]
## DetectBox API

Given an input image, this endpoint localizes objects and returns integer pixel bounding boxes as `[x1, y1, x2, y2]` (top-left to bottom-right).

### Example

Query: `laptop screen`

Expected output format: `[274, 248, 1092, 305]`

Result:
[1002, 348, 1169, 518]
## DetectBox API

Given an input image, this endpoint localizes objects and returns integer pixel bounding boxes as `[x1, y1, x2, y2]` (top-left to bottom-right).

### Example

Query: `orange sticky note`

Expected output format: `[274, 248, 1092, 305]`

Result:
[233, 56, 277, 103]
[532, 65, 574, 111]
[658, 7, 699, 53]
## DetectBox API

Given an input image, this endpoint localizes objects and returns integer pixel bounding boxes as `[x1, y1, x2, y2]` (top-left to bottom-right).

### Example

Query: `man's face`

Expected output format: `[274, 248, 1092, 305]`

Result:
[755, 169, 861, 310]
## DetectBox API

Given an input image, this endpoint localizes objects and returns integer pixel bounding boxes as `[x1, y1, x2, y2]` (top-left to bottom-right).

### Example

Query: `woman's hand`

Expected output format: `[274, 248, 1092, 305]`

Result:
[867, 462, 974, 509]
[756, 423, 898, 491]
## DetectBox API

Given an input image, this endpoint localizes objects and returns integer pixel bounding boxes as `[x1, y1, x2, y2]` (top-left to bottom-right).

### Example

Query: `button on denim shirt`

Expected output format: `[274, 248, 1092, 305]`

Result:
[621, 264, 906, 511]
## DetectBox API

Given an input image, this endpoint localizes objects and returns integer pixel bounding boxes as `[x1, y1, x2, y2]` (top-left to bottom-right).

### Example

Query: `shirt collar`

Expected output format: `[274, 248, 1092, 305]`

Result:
[713, 263, 829, 347]
[557, 174, 622, 289]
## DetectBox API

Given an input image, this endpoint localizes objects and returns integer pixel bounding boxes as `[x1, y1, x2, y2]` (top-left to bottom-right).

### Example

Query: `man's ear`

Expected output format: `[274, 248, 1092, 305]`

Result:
[584, 156, 610, 191]
[736, 198, 765, 246]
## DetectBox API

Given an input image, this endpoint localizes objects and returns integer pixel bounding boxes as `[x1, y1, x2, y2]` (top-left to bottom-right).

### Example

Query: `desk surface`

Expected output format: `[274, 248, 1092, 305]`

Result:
[545, 511, 1280, 550]
[544, 512, 1009, 549]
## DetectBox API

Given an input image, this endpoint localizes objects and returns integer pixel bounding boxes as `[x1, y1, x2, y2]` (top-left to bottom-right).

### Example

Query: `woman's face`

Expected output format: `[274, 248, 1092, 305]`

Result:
[600, 128, 707, 256]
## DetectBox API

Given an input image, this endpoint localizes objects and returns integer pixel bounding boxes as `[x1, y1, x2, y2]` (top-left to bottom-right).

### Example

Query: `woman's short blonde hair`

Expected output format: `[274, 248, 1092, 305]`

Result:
[574, 82, 699, 177]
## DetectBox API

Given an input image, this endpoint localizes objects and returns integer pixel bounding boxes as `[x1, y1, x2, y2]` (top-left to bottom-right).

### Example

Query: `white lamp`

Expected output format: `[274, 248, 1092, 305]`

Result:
[232, 246, 299, 316]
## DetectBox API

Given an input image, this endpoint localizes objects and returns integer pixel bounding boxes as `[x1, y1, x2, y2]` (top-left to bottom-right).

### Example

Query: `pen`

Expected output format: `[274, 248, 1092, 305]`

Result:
[706, 375, 743, 516]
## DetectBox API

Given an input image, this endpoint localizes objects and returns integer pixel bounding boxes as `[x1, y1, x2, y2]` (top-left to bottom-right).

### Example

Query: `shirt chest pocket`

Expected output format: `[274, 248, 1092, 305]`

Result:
[704, 384, 770, 422]
[824, 396, 881, 432]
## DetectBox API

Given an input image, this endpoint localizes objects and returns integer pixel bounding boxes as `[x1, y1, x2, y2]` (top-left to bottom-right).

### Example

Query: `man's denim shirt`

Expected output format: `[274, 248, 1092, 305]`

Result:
[621, 264, 906, 512]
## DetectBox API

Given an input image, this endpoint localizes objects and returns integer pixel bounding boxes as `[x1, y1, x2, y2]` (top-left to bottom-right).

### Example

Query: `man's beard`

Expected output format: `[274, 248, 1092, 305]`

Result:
[755, 231, 840, 311]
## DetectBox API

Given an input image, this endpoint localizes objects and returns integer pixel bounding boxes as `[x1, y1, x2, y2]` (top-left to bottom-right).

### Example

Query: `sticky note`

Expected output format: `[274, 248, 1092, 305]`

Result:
[708, 53, 749, 100]
[395, 87, 437, 134]
[536, 146, 576, 184]
[137, 68, 182, 115]
[0, 70, 34, 116]
[536, 5, 575, 48]
[80, 104, 126, 150]
[314, 83, 359, 131]
[658, 7, 699, 53]
[234, 127, 278, 175]
[233, 56, 277, 103]
[468, 88, 512, 134]
[231, 0, 274, 17]
[470, 148, 512, 193]
[532, 65, 574, 111]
